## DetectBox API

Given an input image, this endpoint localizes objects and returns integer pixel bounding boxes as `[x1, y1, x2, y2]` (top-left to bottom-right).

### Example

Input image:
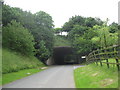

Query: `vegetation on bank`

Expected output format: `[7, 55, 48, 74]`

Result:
[54, 35, 71, 47]
[2, 49, 44, 74]
[2, 48, 45, 85]
[74, 61, 118, 88]
[2, 3, 54, 85]
[3, 20, 35, 56]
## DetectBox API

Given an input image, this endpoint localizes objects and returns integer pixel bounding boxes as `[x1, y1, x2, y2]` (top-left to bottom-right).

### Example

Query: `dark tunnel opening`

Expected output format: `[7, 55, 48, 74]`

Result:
[53, 47, 78, 65]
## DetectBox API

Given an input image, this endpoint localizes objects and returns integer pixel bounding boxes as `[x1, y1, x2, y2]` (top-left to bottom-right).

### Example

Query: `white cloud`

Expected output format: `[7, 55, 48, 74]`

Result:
[4, 0, 119, 27]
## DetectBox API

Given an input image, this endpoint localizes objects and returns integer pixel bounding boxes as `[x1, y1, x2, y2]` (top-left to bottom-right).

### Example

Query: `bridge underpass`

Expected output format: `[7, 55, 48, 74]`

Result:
[46, 46, 79, 65]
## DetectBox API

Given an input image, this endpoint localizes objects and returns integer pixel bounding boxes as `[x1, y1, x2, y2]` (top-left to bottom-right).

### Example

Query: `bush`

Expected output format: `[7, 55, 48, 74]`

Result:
[3, 20, 35, 56]
[72, 37, 93, 55]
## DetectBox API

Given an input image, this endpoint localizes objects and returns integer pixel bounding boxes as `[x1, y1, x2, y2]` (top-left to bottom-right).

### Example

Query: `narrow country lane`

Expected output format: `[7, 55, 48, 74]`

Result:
[2, 65, 75, 88]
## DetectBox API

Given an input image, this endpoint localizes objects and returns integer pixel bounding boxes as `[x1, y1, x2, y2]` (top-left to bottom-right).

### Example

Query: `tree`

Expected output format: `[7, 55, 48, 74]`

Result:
[109, 22, 119, 33]
[31, 11, 54, 61]
[93, 24, 118, 48]
[83, 28, 97, 40]
[54, 28, 62, 34]
[3, 20, 35, 56]
[72, 37, 93, 55]
[2, 4, 23, 26]
[85, 17, 103, 27]
[62, 16, 103, 32]
[33, 11, 54, 50]
[35, 40, 50, 64]
[62, 16, 85, 32]
[34, 11, 54, 28]
[68, 25, 88, 40]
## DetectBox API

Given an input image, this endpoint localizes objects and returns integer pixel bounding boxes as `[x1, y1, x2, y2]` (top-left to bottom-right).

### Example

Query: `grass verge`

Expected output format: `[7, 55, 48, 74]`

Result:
[74, 62, 118, 88]
[2, 67, 46, 85]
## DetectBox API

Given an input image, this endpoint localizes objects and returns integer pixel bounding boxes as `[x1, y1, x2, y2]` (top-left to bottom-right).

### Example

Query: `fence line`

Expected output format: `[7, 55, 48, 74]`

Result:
[86, 45, 120, 71]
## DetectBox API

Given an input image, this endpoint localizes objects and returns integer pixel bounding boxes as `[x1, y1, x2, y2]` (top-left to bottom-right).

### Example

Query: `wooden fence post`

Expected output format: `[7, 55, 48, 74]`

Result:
[116, 59, 119, 71]
[96, 61, 98, 66]
[93, 52, 98, 66]
[100, 61, 102, 66]
[106, 59, 109, 68]
[87, 45, 119, 71]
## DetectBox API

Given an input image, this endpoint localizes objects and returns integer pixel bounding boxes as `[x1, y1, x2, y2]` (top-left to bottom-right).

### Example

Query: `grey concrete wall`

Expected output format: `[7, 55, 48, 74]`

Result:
[46, 57, 55, 65]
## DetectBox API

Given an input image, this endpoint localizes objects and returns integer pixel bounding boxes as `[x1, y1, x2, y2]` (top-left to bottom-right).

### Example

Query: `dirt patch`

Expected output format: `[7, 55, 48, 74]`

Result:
[92, 73, 98, 76]
[26, 72, 31, 75]
[41, 67, 48, 70]
[100, 78, 114, 87]
[80, 72, 85, 74]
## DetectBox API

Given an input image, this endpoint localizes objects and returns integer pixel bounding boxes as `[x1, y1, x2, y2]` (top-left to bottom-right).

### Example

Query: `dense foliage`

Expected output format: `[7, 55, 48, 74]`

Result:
[33, 11, 54, 60]
[62, 16, 103, 32]
[3, 20, 35, 56]
[61, 16, 118, 56]
[2, 4, 54, 63]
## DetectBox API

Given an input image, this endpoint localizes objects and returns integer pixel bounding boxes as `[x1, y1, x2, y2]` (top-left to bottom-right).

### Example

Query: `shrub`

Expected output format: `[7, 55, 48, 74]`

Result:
[3, 20, 35, 56]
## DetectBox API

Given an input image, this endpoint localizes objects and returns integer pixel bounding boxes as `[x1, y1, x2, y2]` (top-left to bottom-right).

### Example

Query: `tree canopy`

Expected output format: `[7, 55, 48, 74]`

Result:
[2, 3, 54, 64]
[3, 20, 35, 56]
[60, 16, 118, 56]
[62, 15, 103, 32]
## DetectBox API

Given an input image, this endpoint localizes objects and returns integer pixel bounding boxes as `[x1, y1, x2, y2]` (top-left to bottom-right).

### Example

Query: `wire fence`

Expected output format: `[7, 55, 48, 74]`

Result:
[86, 45, 120, 71]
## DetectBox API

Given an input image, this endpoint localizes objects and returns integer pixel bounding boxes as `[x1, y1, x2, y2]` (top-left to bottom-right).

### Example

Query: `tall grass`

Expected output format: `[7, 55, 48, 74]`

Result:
[2, 48, 44, 74]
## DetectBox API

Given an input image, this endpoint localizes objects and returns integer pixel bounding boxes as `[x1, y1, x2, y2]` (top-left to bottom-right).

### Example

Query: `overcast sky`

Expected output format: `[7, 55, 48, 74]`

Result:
[4, 0, 119, 28]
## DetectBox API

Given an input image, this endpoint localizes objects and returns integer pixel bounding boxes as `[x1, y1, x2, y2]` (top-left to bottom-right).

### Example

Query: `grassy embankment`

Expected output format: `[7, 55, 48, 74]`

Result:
[54, 35, 71, 47]
[2, 49, 46, 85]
[74, 59, 118, 88]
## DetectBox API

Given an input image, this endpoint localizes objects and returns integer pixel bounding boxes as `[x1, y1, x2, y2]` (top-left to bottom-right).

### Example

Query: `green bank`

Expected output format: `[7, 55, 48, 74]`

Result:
[74, 61, 118, 88]
[2, 49, 46, 85]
